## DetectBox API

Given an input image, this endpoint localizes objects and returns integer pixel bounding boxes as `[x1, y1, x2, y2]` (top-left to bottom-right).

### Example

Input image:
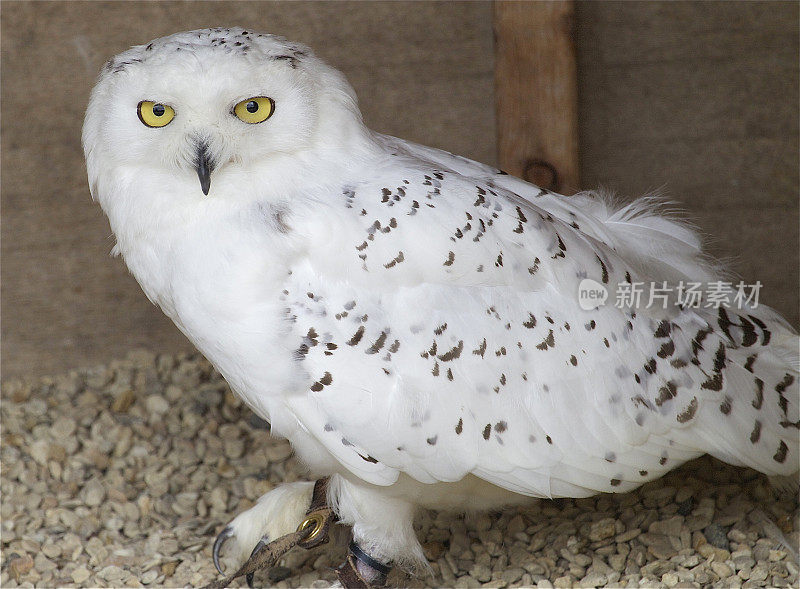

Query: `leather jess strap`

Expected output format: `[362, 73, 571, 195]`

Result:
[298, 477, 338, 549]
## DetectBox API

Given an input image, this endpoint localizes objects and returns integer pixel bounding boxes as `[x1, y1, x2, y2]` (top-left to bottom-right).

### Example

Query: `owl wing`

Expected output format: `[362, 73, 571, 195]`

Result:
[277, 137, 799, 497]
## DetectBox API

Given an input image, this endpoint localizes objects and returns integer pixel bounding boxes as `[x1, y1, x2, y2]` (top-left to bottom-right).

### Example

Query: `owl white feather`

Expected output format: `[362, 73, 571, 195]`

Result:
[83, 28, 799, 585]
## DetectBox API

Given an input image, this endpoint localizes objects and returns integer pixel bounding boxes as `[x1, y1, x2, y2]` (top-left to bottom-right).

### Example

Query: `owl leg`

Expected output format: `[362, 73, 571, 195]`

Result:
[329, 474, 425, 585]
[211, 480, 314, 575]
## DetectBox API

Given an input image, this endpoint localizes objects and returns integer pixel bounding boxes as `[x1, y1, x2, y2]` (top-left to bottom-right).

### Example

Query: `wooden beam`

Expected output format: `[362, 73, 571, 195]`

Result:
[494, 0, 580, 194]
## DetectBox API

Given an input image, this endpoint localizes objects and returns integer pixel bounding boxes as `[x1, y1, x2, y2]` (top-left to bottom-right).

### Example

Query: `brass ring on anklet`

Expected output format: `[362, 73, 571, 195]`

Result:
[297, 513, 326, 543]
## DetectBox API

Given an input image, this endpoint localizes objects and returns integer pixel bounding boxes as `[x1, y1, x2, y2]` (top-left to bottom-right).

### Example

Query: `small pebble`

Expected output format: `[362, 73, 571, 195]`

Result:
[145, 394, 169, 414]
[649, 516, 683, 537]
[749, 565, 769, 582]
[553, 575, 574, 588]
[71, 566, 91, 584]
[423, 541, 446, 561]
[141, 569, 158, 584]
[581, 572, 607, 586]
[111, 389, 136, 412]
[507, 515, 526, 536]
[29, 439, 50, 465]
[728, 529, 747, 543]
[704, 523, 730, 550]
[160, 560, 179, 576]
[8, 554, 34, 581]
[711, 562, 734, 578]
[769, 549, 786, 562]
[661, 572, 679, 587]
[82, 479, 106, 507]
[500, 567, 524, 584]
[588, 518, 617, 542]
[51, 416, 77, 437]
[97, 565, 125, 581]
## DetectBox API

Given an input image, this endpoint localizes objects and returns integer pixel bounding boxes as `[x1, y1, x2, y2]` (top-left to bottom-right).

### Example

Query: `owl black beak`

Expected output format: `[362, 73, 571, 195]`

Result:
[195, 143, 215, 196]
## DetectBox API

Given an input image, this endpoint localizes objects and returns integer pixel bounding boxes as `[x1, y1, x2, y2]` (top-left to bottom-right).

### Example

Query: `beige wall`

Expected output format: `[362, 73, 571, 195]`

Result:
[2, 1, 797, 378]
[576, 2, 799, 333]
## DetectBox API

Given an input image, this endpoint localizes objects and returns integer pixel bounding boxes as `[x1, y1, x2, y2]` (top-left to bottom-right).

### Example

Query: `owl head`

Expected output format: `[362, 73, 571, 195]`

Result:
[83, 28, 367, 210]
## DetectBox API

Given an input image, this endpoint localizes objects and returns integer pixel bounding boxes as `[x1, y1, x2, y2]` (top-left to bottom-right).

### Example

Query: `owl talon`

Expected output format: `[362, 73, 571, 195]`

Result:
[212, 526, 234, 574]
[245, 535, 270, 588]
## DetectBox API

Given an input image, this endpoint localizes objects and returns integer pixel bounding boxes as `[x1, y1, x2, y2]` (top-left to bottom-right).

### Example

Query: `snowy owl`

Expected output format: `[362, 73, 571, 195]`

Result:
[83, 28, 798, 587]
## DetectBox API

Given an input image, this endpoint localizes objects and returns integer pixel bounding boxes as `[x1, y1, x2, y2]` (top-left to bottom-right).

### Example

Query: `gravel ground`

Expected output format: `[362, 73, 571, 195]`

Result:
[2, 350, 798, 588]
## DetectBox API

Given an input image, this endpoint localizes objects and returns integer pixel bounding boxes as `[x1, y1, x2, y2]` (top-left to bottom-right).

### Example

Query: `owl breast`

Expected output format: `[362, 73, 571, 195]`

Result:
[118, 195, 306, 417]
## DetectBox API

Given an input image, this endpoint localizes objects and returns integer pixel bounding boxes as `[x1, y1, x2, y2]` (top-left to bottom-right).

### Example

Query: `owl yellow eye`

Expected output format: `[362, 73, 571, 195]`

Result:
[233, 96, 274, 124]
[137, 101, 175, 128]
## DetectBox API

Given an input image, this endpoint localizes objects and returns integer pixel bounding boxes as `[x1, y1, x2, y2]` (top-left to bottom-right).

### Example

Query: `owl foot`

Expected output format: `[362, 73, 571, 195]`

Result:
[211, 481, 315, 575]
